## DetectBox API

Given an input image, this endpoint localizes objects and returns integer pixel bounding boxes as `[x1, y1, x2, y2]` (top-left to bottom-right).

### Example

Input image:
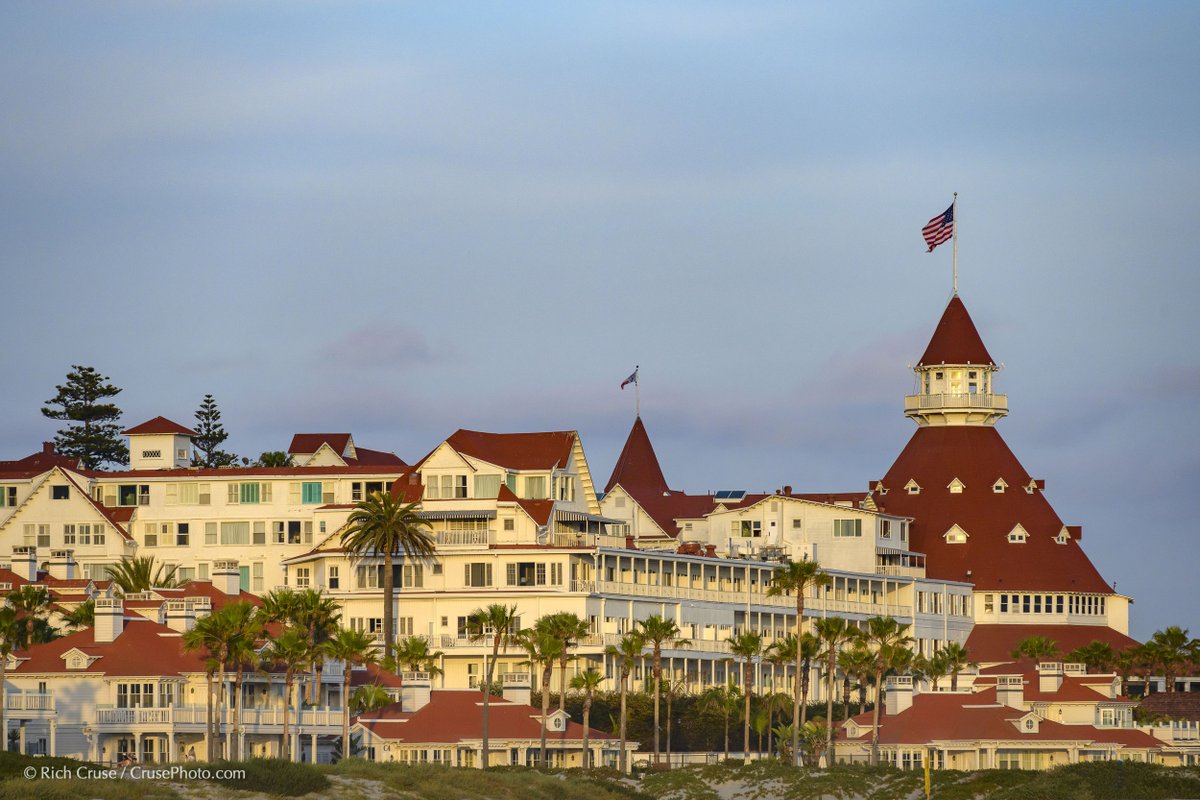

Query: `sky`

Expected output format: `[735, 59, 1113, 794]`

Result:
[2, 2, 1198, 640]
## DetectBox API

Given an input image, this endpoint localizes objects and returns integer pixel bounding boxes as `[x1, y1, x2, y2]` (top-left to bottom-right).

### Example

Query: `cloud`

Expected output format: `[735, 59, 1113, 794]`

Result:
[312, 322, 448, 372]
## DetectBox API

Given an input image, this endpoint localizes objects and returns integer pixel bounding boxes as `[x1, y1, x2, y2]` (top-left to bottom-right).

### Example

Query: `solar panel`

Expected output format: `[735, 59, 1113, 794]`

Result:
[713, 490, 746, 501]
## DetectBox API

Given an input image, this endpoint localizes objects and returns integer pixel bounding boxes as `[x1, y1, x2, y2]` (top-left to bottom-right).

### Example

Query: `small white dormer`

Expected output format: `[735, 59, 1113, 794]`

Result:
[61, 647, 100, 671]
[543, 709, 571, 733]
[944, 524, 969, 544]
[874, 482, 889, 496]
[905, 479, 921, 496]
[1055, 527, 1070, 545]
[1015, 712, 1041, 734]
[1024, 479, 1039, 495]
[1008, 524, 1029, 544]
[993, 478, 1008, 494]
[947, 478, 966, 494]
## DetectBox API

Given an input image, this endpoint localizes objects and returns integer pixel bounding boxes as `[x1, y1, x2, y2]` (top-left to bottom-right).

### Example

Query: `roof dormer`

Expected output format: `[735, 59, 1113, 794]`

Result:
[992, 478, 1008, 494]
[904, 479, 921, 496]
[1007, 524, 1029, 544]
[944, 524, 969, 544]
[947, 478, 966, 494]
[1014, 712, 1042, 734]
[1055, 527, 1070, 544]
[61, 647, 101, 670]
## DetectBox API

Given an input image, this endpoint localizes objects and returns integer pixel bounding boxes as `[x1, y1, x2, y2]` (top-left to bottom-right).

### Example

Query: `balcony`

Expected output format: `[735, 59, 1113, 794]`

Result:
[94, 705, 342, 731]
[590, 579, 911, 618]
[904, 393, 1008, 412]
[5, 693, 55, 717]
[434, 530, 495, 548]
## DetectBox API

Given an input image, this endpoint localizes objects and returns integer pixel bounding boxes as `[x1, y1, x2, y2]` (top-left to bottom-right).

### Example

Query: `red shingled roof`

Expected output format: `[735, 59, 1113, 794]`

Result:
[444, 430, 576, 471]
[0, 444, 83, 477]
[496, 484, 554, 526]
[357, 690, 611, 744]
[918, 295, 995, 367]
[122, 417, 197, 437]
[605, 417, 669, 494]
[11, 617, 210, 677]
[289, 433, 352, 455]
[967, 625, 1139, 664]
[352, 447, 407, 467]
[875, 426, 1111, 593]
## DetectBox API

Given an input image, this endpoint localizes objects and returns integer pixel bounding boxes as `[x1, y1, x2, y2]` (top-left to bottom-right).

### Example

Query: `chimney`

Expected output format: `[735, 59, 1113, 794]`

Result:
[47, 549, 76, 581]
[884, 675, 913, 716]
[165, 600, 196, 632]
[10, 546, 38, 582]
[1037, 662, 1063, 693]
[400, 671, 432, 712]
[996, 675, 1025, 709]
[501, 672, 532, 706]
[95, 598, 125, 643]
[42, 442, 54, 455]
[212, 560, 241, 596]
[704, 544, 717, 558]
[783, 485, 792, 495]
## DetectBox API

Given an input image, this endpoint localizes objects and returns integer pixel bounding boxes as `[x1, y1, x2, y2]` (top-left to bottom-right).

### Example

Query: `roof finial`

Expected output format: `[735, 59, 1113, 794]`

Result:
[952, 192, 959, 296]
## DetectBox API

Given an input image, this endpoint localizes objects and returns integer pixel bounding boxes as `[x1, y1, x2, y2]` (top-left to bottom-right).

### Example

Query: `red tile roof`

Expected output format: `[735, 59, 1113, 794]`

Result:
[11, 617, 210, 676]
[444, 430, 576, 471]
[0, 444, 83, 477]
[496, 484, 553, 526]
[289, 433, 352, 455]
[917, 295, 995, 367]
[122, 417, 198, 437]
[390, 476, 425, 504]
[156, 581, 262, 611]
[352, 447, 407, 467]
[605, 417, 669, 494]
[96, 464, 409, 478]
[966, 625, 1139, 663]
[875, 425, 1111, 593]
[357, 690, 611, 744]
[1138, 693, 1200, 722]
[840, 688, 1160, 749]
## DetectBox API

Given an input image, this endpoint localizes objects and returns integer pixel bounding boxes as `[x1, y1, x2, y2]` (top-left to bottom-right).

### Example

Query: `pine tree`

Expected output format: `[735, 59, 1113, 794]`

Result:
[191, 394, 238, 467]
[40, 365, 128, 469]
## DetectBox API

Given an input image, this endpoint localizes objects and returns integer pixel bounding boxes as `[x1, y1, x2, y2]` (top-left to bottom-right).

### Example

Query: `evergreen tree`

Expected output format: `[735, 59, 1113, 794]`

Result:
[40, 365, 128, 469]
[191, 394, 238, 467]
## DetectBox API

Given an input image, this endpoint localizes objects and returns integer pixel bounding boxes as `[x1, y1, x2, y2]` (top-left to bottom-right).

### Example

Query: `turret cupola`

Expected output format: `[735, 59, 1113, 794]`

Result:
[904, 296, 1008, 427]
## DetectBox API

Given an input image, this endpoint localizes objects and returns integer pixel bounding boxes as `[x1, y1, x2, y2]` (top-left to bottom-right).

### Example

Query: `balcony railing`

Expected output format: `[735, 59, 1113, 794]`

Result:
[590, 579, 912, 618]
[5, 693, 54, 712]
[904, 393, 1008, 412]
[434, 530, 494, 547]
[94, 705, 342, 729]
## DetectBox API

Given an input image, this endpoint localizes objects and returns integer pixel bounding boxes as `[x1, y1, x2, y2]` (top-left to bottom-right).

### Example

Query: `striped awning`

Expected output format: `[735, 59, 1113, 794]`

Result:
[555, 511, 623, 524]
[876, 546, 926, 557]
[418, 510, 497, 520]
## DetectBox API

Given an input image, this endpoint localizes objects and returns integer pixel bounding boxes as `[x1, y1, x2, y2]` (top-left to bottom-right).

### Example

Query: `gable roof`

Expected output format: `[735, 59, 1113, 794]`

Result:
[289, 433, 352, 455]
[917, 295, 995, 367]
[10, 617, 209, 677]
[875, 426, 1111, 593]
[442, 430, 576, 471]
[122, 416, 197, 437]
[356, 690, 612, 744]
[605, 417, 669, 494]
[496, 484, 554, 526]
[0, 444, 83, 478]
[966, 624, 1139, 664]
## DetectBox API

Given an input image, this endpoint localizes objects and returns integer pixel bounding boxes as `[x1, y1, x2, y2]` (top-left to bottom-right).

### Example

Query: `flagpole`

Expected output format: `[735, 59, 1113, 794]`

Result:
[635, 366, 640, 418]
[952, 192, 958, 296]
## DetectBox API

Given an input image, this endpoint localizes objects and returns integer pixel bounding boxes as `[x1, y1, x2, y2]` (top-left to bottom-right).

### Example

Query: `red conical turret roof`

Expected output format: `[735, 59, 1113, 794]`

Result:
[605, 417, 669, 494]
[918, 295, 995, 366]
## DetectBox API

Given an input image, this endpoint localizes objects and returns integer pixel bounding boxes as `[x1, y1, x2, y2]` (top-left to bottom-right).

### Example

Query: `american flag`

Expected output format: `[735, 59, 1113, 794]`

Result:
[620, 368, 638, 390]
[922, 203, 954, 252]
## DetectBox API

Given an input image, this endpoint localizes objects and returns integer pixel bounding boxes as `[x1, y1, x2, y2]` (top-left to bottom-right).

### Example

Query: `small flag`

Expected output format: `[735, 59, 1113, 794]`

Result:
[620, 368, 638, 390]
[922, 203, 955, 252]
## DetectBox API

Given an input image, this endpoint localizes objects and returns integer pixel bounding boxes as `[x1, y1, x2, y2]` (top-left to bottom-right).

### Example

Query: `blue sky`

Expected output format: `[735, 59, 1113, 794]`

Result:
[2, 2, 1198, 639]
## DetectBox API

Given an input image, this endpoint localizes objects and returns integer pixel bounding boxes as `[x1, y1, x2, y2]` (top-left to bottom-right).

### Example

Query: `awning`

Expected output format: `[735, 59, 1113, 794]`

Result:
[419, 510, 497, 520]
[555, 511, 623, 524]
[875, 546, 925, 557]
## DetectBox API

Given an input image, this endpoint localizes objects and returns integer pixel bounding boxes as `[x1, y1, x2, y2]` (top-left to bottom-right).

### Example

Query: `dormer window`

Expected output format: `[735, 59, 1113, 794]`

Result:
[905, 480, 921, 496]
[1025, 480, 1038, 495]
[1008, 524, 1029, 543]
[944, 524, 969, 544]
[1055, 528, 1070, 544]
[993, 479, 1007, 494]
[947, 478, 965, 494]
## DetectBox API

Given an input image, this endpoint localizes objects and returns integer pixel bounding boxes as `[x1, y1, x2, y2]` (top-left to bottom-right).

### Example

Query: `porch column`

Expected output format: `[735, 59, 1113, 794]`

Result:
[134, 732, 142, 763]
[167, 732, 176, 763]
[311, 732, 318, 763]
[49, 720, 56, 757]
[18, 721, 26, 755]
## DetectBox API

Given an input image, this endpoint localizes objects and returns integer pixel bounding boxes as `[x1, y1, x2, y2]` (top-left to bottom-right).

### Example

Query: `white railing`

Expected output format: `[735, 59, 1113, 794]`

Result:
[875, 565, 926, 578]
[95, 705, 342, 729]
[569, 580, 595, 592]
[549, 533, 628, 549]
[435, 530, 495, 547]
[905, 393, 1008, 411]
[6, 693, 54, 712]
[590, 579, 912, 618]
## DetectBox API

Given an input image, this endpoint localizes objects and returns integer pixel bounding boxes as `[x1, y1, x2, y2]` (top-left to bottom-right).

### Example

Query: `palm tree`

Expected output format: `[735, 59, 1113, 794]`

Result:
[60, 599, 95, 632]
[259, 588, 303, 627]
[261, 628, 310, 762]
[637, 613, 689, 766]
[518, 626, 564, 768]
[1133, 642, 1161, 697]
[323, 628, 378, 761]
[468, 603, 519, 768]
[814, 616, 858, 767]
[767, 559, 830, 766]
[182, 613, 227, 760]
[570, 668, 604, 768]
[1010, 635, 1059, 660]
[351, 683, 393, 714]
[1150, 627, 1198, 692]
[1066, 640, 1118, 675]
[0, 607, 27, 754]
[727, 631, 763, 759]
[540, 612, 591, 714]
[219, 602, 263, 761]
[107, 555, 181, 594]
[605, 630, 644, 773]
[939, 642, 976, 691]
[1116, 647, 1139, 697]
[340, 492, 435, 663]
[393, 635, 445, 674]
[839, 645, 874, 713]
[7, 585, 56, 644]
[700, 680, 742, 760]
[663, 676, 689, 765]
[292, 589, 341, 704]
[915, 651, 949, 692]
[861, 616, 912, 766]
